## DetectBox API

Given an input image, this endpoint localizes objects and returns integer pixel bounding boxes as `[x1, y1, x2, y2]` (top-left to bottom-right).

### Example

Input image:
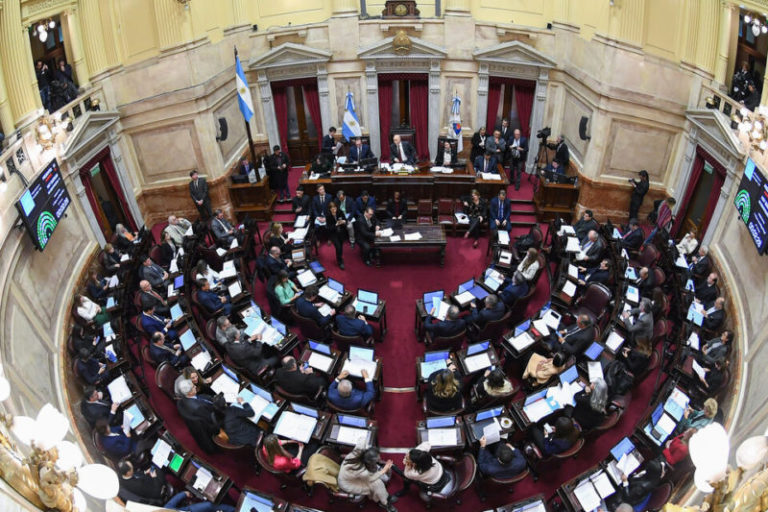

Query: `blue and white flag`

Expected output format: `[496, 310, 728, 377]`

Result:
[342, 92, 362, 140]
[235, 54, 254, 122]
[449, 94, 463, 152]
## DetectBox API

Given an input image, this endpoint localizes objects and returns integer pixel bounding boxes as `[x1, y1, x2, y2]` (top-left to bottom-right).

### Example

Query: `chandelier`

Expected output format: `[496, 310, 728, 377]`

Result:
[743, 11, 768, 37]
[736, 106, 768, 151]
[31, 18, 57, 43]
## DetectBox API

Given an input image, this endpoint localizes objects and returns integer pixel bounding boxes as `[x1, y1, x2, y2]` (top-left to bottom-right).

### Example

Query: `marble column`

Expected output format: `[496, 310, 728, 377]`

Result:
[428, 60, 441, 161]
[444, 0, 470, 14]
[672, 130, 698, 213]
[365, 62, 381, 158]
[109, 132, 145, 228]
[257, 71, 280, 150]
[680, 0, 700, 68]
[0, 0, 41, 124]
[332, 0, 358, 16]
[0, 57, 14, 132]
[695, 0, 719, 74]
[79, 0, 108, 77]
[526, 70, 549, 174]
[62, 7, 89, 88]
[714, 1, 734, 87]
[154, 0, 193, 50]
[476, 64, 489, 131]
[231, 0, 249, 24]
[317, 65, 332, 134]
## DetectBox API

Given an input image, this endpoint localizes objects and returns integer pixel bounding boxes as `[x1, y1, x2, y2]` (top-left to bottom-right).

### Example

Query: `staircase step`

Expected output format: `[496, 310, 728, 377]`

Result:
[272, 213, 294, 224]
[510, 213, 538, 223]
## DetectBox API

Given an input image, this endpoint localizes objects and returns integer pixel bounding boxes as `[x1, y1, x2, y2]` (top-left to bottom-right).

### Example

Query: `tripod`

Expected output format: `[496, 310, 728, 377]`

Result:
[530, 137, 551, 193]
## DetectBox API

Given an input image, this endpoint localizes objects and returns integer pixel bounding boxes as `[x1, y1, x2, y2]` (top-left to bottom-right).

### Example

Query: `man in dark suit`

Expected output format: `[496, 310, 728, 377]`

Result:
[489, 189, 511, 232]
[573, 210, 599, 242]
[189, 170, 212, 219]
[470, 127, 488, 162]
[424, 305, 465, 338]
[498, 118, 513, 145]
[76, 349, 108, 385]
[81, 386, 121, 427]
[695, 273, 719, 304]
[238, 157, 253, 177]
[620, 219, 644, 251]
[296, 286, 334, 327]
[141, 305, 177, 340]
[196, 279, 231, 316]
[486, 130, 506, 164]
[701, 297, 726, 331]
[322, 126, 339, 154]
[149, 332, 188, 368]
[390, 134, 416, 165]
[508, 129, 528, 190]
[311, 184, 332, 235]
[386, 191, 407, 228]
[477, 437, 527, 480]
[271, 145, 291, 202]
[118, 461, 168, 506]
[222, 397, 263, 446]
[546, 314, 595, 355]
[690, 246, 711, 283]
[636, 266, 656, 298]
[548, 135, 570, 169]
[500, 272, 529, 306]
[139, 279, 170, 316]
[469, 294, 506, 329]
[176, 379, 221, 453]
[336, 304, 374, 338]
[578, 259, 612, 286]
[474, 151, 498, 175]
[622, 299, 654, 342]
[292, 185, 311, 219]
[274, 356, 326, 397]
[139, 255, 169, 290]
[328, 369, 375, 411]
[335, 190, 357, 246]
[355, 207, 380, 266]
[348, 137, 375, 163]
[355, 190, 376, 216]
[224, 327, 279, 376]
[435, 141, 458, 167]
[576, 230, 605, 267]
[265, 246, 294, 277]
[697, 330, 733, 367]
[211, 209, 241, 246]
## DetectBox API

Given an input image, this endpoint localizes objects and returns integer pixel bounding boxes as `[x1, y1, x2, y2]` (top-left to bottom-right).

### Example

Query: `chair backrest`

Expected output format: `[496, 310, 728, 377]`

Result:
[428, 329, 466, 351]
[290, 306, 328, 341]
[652, 318, 670, 344]
[530, 225, 543, 249]
[453, 453, 478, 493]
[149, 245, 163, 265]
[417, 199, 433, 215]
[580, 283, 613, 318]
[155, 362, 181, 400]
[646, 482, 673, 510]
[204, 318, 218, 344]
[638, 244, 660, 267]
[273, 383, 320, 406]
[474, 310, 512, 344]
[437, 198, 454, 215]
[330, 328, 370, 352]
[424, 394, 466, 416]
[653, 267, 666, 287]
[142, 343, 157, 367]
[265, 275, 287, 319]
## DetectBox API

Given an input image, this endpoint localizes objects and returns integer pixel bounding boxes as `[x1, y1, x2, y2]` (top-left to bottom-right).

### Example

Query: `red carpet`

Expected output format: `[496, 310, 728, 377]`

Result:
[142, 169, 663, 510]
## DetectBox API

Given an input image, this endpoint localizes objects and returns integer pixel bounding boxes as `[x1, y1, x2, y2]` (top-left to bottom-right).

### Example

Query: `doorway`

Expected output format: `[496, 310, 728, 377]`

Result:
[678, 165, 715, 237]
[28, 15, 79, 112]
[271, 80, 322, 166]
[674, 148, 726, 240]
[80, 148, 137, 241]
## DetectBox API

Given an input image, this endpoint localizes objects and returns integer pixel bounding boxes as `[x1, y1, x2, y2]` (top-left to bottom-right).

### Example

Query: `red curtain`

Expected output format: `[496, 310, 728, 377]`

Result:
[271, 86, 289, 153]
[515, 84, 535, 139]
[672, 152, 704, 236]
[100, 151, 138, 231]
[79, 147, 137, 233]
[79, 170, 107, 233]
[410, 79, 429, 160]
[302, 83, 323, 151]
[378, 80, 393, 161]
[700, 169, 725, 235]
[486, 82, 502, 131]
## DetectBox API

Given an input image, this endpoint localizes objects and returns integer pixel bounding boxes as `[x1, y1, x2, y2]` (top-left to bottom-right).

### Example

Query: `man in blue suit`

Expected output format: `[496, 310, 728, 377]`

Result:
[141, 305, 177, 339]
[424, 305, 465, 338]
[328, 369, 376, 410]
[508, 129, 528, 190]
[500, 272, 529, 306]
[489, 189, 512, 232]
[469, 294, 506, 329]
[474, 151, 498, 175]
[196, 279, 232, 316]
[477, 437, 527, 479]
[149, 332, 188, 368]
[296, 286, 335, 327]
[336, 304, 374, 338]
[348, 137, 374, 163]
[354, 190, 376, 216]
[312, 184, 332, 238]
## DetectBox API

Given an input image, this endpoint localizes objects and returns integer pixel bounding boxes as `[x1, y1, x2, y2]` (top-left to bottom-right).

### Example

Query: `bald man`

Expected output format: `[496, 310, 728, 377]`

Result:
[390, 134, 416, 165]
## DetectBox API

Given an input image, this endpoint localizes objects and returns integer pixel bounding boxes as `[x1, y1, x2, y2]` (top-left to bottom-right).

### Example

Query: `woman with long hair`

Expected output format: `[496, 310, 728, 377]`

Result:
[530, 416, 580, 456]
[267, 222, 290, 256]
[462, 189, 487, 248]
[570, 378, 609, 430]
[338, 439, 396, 511]
[274, 270, 300, 305]
[620, 335, 653, 375]
[195, 259, 220, 291]
[523, 351, 568, 386]
[174, 366, 213, 397]
[426, 366, 463, 413]
[402, 442, 448, 492]
[326, 201, 346, 269]
[261, 434, 304, 472]
[475, 367, 515, 398]
[515, 247, 540, 282]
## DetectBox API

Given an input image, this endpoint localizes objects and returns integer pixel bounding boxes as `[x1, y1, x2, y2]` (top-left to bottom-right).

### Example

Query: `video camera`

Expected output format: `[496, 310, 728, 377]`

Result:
[537, 126, 551, 140]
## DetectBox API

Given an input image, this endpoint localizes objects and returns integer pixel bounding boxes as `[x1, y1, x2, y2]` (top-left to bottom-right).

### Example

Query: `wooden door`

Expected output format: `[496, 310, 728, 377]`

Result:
[285, 85, 317, 166]
[678, 168, 715, 237]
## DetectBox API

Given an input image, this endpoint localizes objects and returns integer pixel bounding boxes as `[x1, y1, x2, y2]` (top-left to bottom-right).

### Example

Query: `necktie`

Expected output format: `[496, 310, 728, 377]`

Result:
[583, 240, 593, 252]
[399, 144, 406, 162]
[484, 160, 487, 173]
[498, 202, 504, 221]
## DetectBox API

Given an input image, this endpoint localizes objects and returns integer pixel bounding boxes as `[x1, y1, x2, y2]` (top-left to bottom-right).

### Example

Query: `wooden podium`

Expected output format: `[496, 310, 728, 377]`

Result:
[229, 177, 275, 222]
[533, 175, 579, 223]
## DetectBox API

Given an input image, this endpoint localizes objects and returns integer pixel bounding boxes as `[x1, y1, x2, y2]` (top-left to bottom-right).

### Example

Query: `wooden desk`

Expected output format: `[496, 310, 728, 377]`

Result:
[324, 416, 378, 452]
[182, 457, 232, 504]
[352, 297, 388, 335]
[277, 404, 332, 443]
[416, 418, 467, 453]
[300, 346, 343, 378]
[456, 344, 500, 377]
[122, 396, 159, 437]
[375, 225, 447, 266]
[236, 488, 289, 512]
[496, 494, 549, 512]
[151, 430, 190, 476]
[533, 175, 579, 223]
[415, 352, 456, 400]
[462, 406, 516, 444]
[228, 178, 275, 222]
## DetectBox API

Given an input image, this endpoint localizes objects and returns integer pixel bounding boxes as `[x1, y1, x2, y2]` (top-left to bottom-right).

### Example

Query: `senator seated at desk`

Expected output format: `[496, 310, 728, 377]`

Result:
[434, 141, 458, 167]
[474, 151, 498, 175]
[76, 349, 109, 385]
[528, 416, 580, 457]
[572, 210, 598, 243]
[577, 259, 612, 287]
[211, 208, 242, 247]
[390, 134, 416, 165]
[176, 379, 222, 454]
[468, 294, 506, 329]
[196, 279, 232, 316]
[544, 314, 595, 356]
[349, 137, 375, 163]
[619, 219, 644, 252]
[140, 279, 170, 316]
[523, 351, 567, 386]
[477, 436, 527, 479]
[141, 304, 178, 340]
[574, 230, 605, 267]
[222, 397, 263, 447]
[473, 367, 515, 400]
[568, 378, 609, 431]
[328, 369, 376, 411]
[500, 273, 528, 307]
[139, 255, 170, 290]
[424, 305, 465, 338]
[274, 356, 326, 397]
[336, 304, 374, 338]
[118, 461, 168, 506]
[296, 286, 335, 327]
[425, 365, 463, 413]
[266, 246, 295, 277]
[81, 386, 122, 427]
[224, 326, 279, 375]
[149, 332, 188, 368]
[621, 298, 654, 344]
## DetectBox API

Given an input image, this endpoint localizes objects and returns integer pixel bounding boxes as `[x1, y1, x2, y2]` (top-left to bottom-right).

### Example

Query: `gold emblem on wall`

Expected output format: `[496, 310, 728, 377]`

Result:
[393, 30, 412, 55]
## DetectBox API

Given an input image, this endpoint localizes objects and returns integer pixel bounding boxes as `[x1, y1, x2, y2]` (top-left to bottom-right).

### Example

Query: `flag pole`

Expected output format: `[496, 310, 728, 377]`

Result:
[235, 46, 263, 246]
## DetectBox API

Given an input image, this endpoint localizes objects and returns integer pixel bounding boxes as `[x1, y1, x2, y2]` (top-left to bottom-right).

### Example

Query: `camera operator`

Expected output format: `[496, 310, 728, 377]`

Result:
[547, 134, 569, 170]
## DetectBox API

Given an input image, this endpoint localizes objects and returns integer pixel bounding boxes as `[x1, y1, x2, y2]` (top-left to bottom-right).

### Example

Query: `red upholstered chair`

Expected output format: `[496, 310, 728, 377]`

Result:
[437, 199, 456, 235]
[572, 283, 613, 326]
[423, 395, 466, 416]
[417, 199, 434, 225]
[470, 310, 512, 343]
[330, 328, 374, 352]
[629, 243, 660, 269]
[142, 343, 157, 368]
[652, 267, 666, 288]
[155, 362, 181, 400]
[646, 482, 673, 511]
[475, 466, 530, 501]
[418, 453, 477, 508]
[290, 305, 329, 341]
[272, 382, 325, 407]
[304, 445, 367, 505]
[149, 245, 164, 266]
[424, 329, 466, 351]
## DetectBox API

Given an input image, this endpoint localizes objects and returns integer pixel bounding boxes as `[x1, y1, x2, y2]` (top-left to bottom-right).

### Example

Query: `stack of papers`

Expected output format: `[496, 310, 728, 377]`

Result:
[380, 228, 394, 237]
[404, 232, 423, 241]
[558, 225, 576, 236]
[506, 331, 535, 352]
[295, 215, 309, 228]
[297, 270, 317, 287]
[588, 361, 604, 382]
[107, 376, 132, 404]
[480, 172, 502, 180]
[236, 389, 277, 423]
[561, 280, 577, 297]
[228, 281, 242, 298]
[483, 418, 502, 444]
[432, 300, 451, 320]
[288, 227, 308, 241]
[523, 397, 555, 423]
[274, 411, 317, 443]
[428, 428, 458, 446]
[336, 426, 369, 445]
[464, 353, 492, 373]
[193, 467, 213, 492]
[565, 237, 581, 252]
[190, 350, 212, 371]
[211, 373, 240, 402]
[531, 319, 550, 336]
[343, 358, 378, 378]
[498, 231, 510, 245]
[318, 284, 341, 303]
[243, 316, 283, 346]
[307, 352, 334, 372]
[220, 260, 237, 279]
[574, 471, 615, 511]
[568, 264, 579, 279]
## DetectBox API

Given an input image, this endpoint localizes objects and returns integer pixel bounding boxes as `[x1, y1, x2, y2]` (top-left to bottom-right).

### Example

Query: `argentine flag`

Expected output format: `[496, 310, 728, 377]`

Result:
[235, 54, 254, 122]
[342, 92, 362, 140]
[449, 94, 463, 152]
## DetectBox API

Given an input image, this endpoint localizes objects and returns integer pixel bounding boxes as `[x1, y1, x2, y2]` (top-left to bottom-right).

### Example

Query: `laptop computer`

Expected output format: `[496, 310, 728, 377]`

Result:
[426, 416, 456, 429]
[514, 319, 531, 337]
[327, 278, 344, 294]
[292, 403, 319, 418]
[466, 341, 490, 356]
[174, 275, 184, 289]
[355, 289, 379, 314]
[309, 341, 332, 355]
[309, 261, 326, 274]
[584, 342, 604, 361]
[349, 346, 374, 361]
[423, 290, 444, 310]
[471, 407, 504, 439]
[338, 415, 367, 428]
[271, 317, 287, 335]
[179, 329, 196, 351]
[559, 365, 579, 385]
[221, 365, 239, 382]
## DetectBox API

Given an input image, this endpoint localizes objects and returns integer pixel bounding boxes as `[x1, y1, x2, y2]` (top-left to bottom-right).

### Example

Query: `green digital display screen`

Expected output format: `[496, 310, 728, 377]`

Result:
[169, 453, 184, 472]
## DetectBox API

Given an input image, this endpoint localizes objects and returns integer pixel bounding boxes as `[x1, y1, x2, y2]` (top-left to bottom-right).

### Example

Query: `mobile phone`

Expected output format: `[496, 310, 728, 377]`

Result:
[302, 362, 309, 370]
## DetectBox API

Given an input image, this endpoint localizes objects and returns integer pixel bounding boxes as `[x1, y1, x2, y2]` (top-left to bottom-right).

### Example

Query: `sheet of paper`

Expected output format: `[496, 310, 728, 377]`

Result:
[455, 290, 474, 306]
[107, 376, 132, 404]
[606, 331, 625, 352]
[228, 281, 242, 298]
[565, 237, 581, 252]
[561, 280, 577, 297]
[230, 238, 239, 249]
[606, 460, 623, 485]
[568, 264, 579, 279]
[618, 452, 640, 476]
[343, 358, 378, 379]
[274, 411, 317, 443]
[687, 332, 700, 350]
[120, 253, 130, 262]
[588, 361, 604, 382]
[543, 310, 560, 330]
[288, 228, 308, 240]
[389, 235, 401, 241]
[531, 319, 550, 336]
[211, 374, 239, 401]
[169, 258, 179, 274]
[434, 300, 451, 321]
[427, 428, 458, 447]
[193, 467, 212, 492]
[297, 270, 317, 287]
[692, 359, 707, 380]
[464, 353, 492, 373]
[480, 172, 502, 180]
[318, 285, 340, 303]
[656, 413, 677, 436]
[499, 251, 513, 264]
[336, 426, 368, 446]
[591, 470, 616, 499]
[307, 352, 334, 372]
[558, 225, 576, 236]
[573, 480, 602, 512]
[219, 260, 237, 279]
[420, 360, 447, 377]
[675, 254, 689, 268]
[190, 350, 211, 371]
[482, 418, 502, 444]
[122, 411, 133, 435]
[295, 215, 309, 228]
[404, 232, 423, 241]
[379, 228, 394, 237]
[151, 439, 172, 467]
[498, 231, 510, 245]
[455, 212, 470, 225]
[523, 399, 554, 423]
[316, 303, 333, 317]
[508, 331, 535, 352]
[107, 275, 120, 288]
[215, 247, 227, 256]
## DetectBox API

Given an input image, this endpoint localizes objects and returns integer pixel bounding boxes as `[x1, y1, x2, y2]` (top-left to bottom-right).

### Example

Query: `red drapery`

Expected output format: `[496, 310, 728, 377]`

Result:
[672, 152, 704, 236]
[271, 86, 289, 153]
[302, 83, 323, 151]
[672, 146, 727, 236]
[378, 80, 393, 161]
[79, 147, 137, 233]
[486, 82, 502, 132]
[515, 84, 535, 139]
[701, 169, 725, 235]
[79, 169, 107, 233]
[410, 79, 429, 161]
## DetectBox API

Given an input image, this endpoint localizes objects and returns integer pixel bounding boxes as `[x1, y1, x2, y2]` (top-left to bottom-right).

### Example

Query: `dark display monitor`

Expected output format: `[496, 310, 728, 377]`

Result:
[734, 157, 768, 254]
[15, 159, 71, 250]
